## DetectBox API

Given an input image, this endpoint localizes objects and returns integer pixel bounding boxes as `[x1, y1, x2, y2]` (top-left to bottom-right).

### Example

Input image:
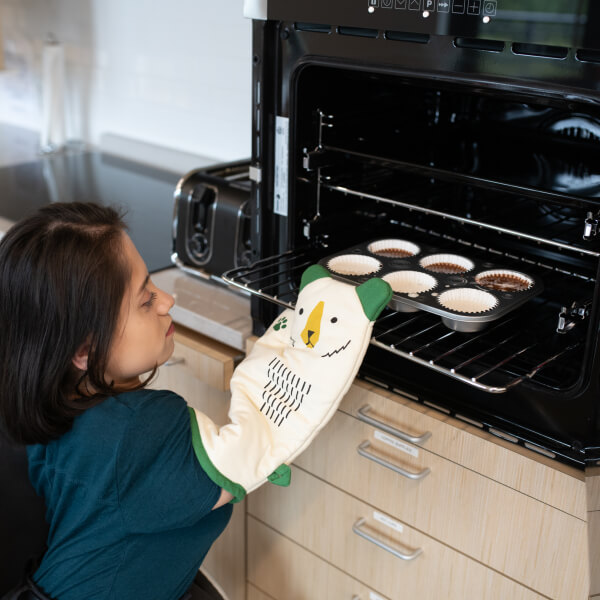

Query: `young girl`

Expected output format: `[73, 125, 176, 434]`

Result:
[0, 202, 390, 600]
[0, 203, 232, 600]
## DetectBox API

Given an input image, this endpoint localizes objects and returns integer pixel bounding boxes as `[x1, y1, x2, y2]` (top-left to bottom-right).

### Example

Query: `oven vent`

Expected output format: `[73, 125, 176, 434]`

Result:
[576, 48, 600, 64]
[512, 42, 568, 60]
[337, 26, 378, 39]
[454, 37, 504, 53]
[385, 30, 429, 45]
[294, 22, 331, 34]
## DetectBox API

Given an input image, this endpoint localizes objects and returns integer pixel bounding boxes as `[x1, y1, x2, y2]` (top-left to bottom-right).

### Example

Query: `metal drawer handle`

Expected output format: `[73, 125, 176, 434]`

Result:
[164, 356, 186, 367]
[357, 405, 431, 445]
[352, 518, 423, 561]
[357, 441, 431, 481]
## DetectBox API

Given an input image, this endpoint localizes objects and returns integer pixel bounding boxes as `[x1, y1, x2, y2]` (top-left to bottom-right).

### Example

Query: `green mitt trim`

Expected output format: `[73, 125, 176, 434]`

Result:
[268, 464, 292, 487]
[356, 278, 393, 321]
[299, 264, 331, 292]
[188, 407, 246, 503]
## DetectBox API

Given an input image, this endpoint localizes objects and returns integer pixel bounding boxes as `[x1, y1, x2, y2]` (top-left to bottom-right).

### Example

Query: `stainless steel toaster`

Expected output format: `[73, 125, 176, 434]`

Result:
[172, 159, 252, 281]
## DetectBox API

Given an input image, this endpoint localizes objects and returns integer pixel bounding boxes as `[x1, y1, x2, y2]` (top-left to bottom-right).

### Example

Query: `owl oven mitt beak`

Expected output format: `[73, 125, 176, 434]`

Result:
[188, 264, 392, 502]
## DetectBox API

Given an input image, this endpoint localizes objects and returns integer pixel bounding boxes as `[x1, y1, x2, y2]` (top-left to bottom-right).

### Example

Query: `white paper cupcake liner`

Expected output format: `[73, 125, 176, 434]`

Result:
[438, 288, 498, 314]
[367, 239, 421, 258]
[475, 269, 533, 293]
[419, 253, 474, 274]
[327, 254, 382, 276]
[383, 270, 437, 294]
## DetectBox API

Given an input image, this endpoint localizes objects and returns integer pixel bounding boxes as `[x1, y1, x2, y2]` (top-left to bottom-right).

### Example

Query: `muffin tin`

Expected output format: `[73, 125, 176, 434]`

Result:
[318, 238, 544, 332]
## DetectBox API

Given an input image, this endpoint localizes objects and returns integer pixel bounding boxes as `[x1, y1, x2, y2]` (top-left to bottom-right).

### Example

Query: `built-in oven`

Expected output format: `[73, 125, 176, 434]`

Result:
[224, 0, 600, 469]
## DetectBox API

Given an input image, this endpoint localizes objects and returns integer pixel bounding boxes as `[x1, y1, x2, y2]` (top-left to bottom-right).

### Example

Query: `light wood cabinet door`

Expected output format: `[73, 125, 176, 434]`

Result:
[150, 326, 245, 600]
[340, 381, 586, 519]
[248, 467, 546, 600]
[156, 324, 243, 392]
[247, 583, 276, 600]
[293, 409, 588, 599]
[248, 517, 391, 600]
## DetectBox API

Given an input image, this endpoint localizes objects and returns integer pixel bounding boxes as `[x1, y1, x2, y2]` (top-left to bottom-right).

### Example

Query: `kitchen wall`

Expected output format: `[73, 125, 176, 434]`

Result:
[0, 0, 252, 161]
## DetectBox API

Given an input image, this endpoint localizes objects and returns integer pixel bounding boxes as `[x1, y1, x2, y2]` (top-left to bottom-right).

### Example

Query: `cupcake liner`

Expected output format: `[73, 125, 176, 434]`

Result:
[327, 254, 382, 276]
[367, 239, 421, 258]
[420, 253, 474, 274]
[438, 288, 498, 314]
[475, 269, 533, 293]
[383, 270, 437, 294]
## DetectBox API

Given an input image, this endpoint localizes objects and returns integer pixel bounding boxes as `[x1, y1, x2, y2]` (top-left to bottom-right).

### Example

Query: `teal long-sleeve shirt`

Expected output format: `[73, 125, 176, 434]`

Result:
[27, 389, 232, 600]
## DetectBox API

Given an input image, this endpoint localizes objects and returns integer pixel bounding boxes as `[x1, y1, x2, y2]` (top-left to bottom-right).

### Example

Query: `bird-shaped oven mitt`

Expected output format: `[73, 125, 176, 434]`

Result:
[188, 264, 392, 502]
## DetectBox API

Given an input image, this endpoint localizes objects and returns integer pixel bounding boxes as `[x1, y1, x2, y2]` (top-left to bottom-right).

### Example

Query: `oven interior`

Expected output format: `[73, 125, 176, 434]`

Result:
[226, 63, 600, 466]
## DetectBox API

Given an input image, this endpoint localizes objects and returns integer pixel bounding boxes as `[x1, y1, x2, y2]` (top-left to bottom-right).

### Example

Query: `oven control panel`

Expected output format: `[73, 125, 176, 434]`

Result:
[266, 0, 595, 50]
[367, 0, 497, 20]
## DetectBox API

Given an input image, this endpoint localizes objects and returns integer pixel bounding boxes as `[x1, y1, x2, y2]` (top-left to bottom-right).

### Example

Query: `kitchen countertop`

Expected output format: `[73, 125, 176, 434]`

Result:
[0, 149, 181, 272]
[151, 268, 252, 351]
[0, 122, 218, 172]
[1, 122, 252, 348]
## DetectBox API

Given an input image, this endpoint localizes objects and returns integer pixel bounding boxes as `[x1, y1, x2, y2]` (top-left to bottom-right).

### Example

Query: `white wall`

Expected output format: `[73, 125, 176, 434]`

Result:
[0, 0, 252, 161]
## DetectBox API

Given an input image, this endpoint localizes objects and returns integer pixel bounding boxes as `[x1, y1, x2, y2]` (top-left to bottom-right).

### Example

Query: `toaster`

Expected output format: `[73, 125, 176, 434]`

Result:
[172, 159, 252, 280]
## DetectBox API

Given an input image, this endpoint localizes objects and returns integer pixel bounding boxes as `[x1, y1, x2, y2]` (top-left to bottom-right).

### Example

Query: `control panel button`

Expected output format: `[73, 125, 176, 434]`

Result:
[482, 0, 496, 16]
[452, 0, 465, 13]
[467, 0, 481, 15]
[368, 0, 379, 6]
[395, 0, 408, 7]
[381, 0, 393, 8]
[437, 0, 450, 11]
[408, 0, 421, 10]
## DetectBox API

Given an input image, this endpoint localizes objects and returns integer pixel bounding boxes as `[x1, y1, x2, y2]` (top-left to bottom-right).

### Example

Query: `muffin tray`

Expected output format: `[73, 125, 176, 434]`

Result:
[318, 238, 544, 332]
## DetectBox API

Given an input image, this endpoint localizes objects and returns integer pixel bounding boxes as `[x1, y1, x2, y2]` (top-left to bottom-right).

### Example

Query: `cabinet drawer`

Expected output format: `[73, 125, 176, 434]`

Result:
[248, 468, 546, 600]
[201, 501, 246, 600]
[248, 517, 391, 600]
[160, 325, 242, 391]
[247, 584, 275, 600]
[341, 381, 586, 519]
[294, 410, 588, 599]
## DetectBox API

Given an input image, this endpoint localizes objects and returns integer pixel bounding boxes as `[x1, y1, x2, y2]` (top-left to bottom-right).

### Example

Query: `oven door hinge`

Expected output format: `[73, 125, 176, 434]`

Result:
[583, 211, 600, 240]
[557, 300, 592, 334]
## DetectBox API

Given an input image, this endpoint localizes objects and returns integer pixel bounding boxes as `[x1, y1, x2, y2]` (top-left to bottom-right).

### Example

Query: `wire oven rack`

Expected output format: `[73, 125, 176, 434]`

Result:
[222, 247, 585, 394]
[310, 149, 600, 258]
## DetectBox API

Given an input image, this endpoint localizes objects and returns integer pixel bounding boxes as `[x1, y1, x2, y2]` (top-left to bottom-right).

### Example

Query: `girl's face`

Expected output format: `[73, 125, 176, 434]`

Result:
[104, 233, 175, 386]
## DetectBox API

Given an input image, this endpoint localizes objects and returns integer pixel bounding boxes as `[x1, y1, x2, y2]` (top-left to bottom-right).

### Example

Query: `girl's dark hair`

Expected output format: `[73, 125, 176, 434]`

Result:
[0, 202, 134, 444]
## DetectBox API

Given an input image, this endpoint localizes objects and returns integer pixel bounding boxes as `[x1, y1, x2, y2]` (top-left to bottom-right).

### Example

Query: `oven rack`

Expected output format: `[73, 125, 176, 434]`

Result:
[307, 147, 600, 258]
[222, 249, 584, 394]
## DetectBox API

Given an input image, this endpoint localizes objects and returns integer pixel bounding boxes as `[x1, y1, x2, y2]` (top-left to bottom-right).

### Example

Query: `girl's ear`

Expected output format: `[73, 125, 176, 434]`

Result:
[72, 340, 91, 371]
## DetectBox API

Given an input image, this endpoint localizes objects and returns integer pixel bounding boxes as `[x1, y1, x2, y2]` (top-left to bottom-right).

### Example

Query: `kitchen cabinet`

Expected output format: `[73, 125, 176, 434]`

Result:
[159, 321, 597, 599]
[149, 324, 245, 600]
[247, 379, 597, 600]
[247, 584, 274, 600]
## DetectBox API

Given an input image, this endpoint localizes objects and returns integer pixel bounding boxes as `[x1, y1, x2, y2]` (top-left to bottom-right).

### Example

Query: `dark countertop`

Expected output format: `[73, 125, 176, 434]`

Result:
[0, 148, 182, 273]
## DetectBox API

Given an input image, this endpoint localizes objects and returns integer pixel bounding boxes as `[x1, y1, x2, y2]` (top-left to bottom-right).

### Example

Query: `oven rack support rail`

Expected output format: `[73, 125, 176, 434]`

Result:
[304, 146, 600, 258]
[302, 110, 600, 258]
[222, 249, 582, 395]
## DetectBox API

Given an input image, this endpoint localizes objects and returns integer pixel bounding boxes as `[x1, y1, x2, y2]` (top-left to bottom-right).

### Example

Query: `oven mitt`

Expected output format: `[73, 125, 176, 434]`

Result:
[188, 264, 392, 502]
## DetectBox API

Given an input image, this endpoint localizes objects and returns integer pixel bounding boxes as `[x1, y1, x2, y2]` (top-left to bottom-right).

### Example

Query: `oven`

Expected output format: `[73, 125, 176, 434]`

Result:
[225, 1, 600, 469]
